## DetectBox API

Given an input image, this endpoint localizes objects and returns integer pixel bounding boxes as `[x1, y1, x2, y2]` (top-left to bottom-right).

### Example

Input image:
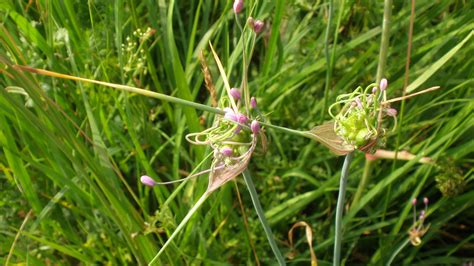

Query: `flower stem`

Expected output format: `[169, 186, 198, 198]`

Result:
[321, 0, 334, 122]
[333, 152, 354, 266]
[15, 65, 310, 139]
[351, 158, 372, 210]
[148, 192, 210, 265]
[242, 170, 286, 266]
[375, 0, 393, 83]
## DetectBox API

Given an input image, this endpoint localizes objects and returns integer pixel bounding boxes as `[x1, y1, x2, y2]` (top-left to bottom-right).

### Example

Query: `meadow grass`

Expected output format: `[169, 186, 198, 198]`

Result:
[1, 0, 473, 265]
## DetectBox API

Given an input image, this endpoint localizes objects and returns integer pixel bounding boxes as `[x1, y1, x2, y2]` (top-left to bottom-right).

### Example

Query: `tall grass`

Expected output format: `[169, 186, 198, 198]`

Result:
[1, 0, 473, 265]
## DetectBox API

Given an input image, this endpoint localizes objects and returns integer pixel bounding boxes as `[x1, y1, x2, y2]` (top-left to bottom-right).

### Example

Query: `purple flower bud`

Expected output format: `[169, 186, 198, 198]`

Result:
[355, 97, 362, 108]
[367, 95, 373, 104]
[233, 0, 243, 13]
[419, 210, 426, 220]
[237, 113, 248, 124]
[250, 97, 257, 109]
[372, 87, 378, 94]
[253, 20, 264, 33]
[412, 198, 417, 206]
[386, 108, 398, 117]
[251, 120, 260, 134]
[423, 197, 429, 205]
[221, 147, 233, 156]
[247, 17, 254, 27]
[234, 126, 242, 134]
[140, 175, 156, 187]
[224, 108, 238, 122]
[380, 78, 388, 91]
[230, 88, 241, 101]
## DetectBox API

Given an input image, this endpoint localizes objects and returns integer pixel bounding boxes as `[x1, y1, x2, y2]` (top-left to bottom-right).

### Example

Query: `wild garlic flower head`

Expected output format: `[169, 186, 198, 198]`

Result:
[186, 96, 263, 192]
[328, 81, 397, 152]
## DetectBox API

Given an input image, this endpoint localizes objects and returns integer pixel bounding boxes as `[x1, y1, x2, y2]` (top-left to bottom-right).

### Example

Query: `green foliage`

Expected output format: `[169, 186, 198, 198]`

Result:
[1, 0, 473, 265]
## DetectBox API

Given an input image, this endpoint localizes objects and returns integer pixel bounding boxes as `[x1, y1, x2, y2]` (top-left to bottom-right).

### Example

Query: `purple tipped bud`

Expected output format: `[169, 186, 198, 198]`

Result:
[250, 97, 257, 109]
[412, 198, 417, 206]
[423, 197, 429, 205]
[419, 210, 426, 220]
[234, 126, 242, 134]
[253, 20, 264, 33]
[221, 147, 233, 156]
[355, 97, 362, 108]
[251, 120, 260, 135]
[372, 87, 378, 94]
[224, 108, 238, 122]
[237, 113, 248, 124]
[386, 108, 398, 117]
[367, 95, 373, 104]
[230, 88, 241, 101]
[140, 175, 156, 187]
[247, 17, 254, 27]
[380, 78, 388, 91]
[233, 0, 243, 13]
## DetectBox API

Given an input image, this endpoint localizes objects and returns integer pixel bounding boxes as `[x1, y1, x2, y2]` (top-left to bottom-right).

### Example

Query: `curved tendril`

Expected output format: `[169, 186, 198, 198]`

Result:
[220, 141, 252, 146]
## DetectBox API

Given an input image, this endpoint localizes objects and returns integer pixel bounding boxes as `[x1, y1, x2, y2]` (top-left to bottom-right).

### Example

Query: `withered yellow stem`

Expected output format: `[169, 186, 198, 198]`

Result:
[382, 86, 441, 104]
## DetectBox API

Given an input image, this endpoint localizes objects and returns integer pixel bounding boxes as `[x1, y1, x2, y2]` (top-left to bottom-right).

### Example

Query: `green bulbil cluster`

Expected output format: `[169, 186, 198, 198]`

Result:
[337, 110, 371, 147]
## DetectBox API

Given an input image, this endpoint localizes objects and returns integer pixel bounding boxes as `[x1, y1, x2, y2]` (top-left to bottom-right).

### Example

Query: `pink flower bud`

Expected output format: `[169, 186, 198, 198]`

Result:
[253, 20, 264, 33]
[230, 88, 241, 101]
[412, 198, 417, 206]
[367, 95, 373, 104]
[251, 120, 260, 134]
[221, 147, 233, 156]
[140, 175, 156, 187]
[354, 97, 362, 108]
[423, 197, 429, 205]
[233, 0, 243, 13]
[237, 113, 248, 124]
[380, 78, 388, 91]
[372, 87, 378, 94]
[386, 108, 397, 117]
[250, 97, 257, 109]
[419, 210, 425, 220]
[224, 108, 238, 122]
[247, 17, 254, 27]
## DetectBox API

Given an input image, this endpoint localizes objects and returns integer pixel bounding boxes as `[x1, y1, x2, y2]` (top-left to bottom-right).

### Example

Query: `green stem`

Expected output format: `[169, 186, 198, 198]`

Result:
[333, 152, 354, 266]
[375, 0, 393, 83]
[242, 170, 286, 266]
[18, 66, 313, 140]
[351, 159, 372, 210]
[377, 0, 393, 228]
[386, 239, 410, 266]
[148, 192, 210, 265]
[321, 0, 334, 122]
